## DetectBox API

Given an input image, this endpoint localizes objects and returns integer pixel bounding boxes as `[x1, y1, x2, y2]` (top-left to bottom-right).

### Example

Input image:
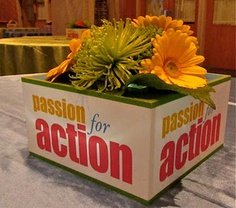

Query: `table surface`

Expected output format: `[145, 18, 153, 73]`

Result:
[0, 36, 69, 46]
[0, 28, 51, 38]
[0, 36, 70, 76]
[0, 74, 235, 208]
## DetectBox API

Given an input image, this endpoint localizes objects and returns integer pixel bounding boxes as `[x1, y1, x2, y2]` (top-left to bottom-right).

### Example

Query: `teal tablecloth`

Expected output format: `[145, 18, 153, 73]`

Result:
[0, 36, 70, 75]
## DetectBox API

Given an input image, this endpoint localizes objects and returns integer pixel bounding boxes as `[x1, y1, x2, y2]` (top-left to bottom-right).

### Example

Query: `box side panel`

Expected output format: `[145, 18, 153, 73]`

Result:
[22, 82, 153, 200]
[150, 80, 231, 198]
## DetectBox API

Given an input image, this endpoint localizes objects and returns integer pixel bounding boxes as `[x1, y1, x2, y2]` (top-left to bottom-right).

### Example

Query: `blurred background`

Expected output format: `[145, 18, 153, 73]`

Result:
[0, 0, 235, 75]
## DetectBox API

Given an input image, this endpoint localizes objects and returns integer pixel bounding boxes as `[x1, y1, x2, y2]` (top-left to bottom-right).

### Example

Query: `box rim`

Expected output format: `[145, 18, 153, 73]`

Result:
[21, 73, 231, 109]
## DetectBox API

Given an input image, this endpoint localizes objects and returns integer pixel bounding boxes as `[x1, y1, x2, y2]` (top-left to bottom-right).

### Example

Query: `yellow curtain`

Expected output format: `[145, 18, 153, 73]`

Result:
[213, 0, 236, 25]
[107, 0, 120, 21]
[146, 0, 163, 16]
[51, 0, 95, 35]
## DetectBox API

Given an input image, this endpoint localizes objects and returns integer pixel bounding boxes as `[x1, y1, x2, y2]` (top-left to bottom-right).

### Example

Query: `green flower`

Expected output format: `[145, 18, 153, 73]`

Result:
[70, 18, 157, 92]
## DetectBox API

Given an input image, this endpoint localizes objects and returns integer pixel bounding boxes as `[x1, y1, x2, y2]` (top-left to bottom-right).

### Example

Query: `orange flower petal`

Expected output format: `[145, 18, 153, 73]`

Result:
[168, 74, 207, 89]
[140, 29, 207, 89]
[181, 65, 207, 74]
[46, 59, 72, 82]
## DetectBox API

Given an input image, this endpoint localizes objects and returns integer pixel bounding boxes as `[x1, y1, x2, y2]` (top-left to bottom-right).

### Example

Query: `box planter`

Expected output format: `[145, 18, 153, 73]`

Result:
[22, 73, 230, 204]
[66, 28, 88, 39]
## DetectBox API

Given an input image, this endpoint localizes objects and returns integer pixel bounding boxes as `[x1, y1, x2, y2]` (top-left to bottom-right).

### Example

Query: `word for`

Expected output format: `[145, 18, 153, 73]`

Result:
[87, 113, 110, 135]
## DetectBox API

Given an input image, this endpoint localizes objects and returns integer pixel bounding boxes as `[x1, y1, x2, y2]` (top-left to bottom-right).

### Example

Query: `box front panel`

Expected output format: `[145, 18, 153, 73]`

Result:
[150, 80, 231, 198]
[22, 82, 153, 200]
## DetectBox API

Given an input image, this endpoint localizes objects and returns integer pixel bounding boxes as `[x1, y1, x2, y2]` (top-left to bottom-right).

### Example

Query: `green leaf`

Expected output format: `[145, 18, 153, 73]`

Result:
[125, 74, 216, 109]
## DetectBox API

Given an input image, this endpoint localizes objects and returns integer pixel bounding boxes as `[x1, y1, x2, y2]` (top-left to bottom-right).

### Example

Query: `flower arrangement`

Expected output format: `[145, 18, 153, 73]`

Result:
[67, 20, 91, 28]
[47, 15, 216, 109]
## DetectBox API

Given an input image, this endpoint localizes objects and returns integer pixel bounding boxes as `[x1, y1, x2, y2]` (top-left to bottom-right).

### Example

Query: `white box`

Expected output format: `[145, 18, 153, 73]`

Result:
[66, 28, 87, 39]
[22, 73, 231, 204]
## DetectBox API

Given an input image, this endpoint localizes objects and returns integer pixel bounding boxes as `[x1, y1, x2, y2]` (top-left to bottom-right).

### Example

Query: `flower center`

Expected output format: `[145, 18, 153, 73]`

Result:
[164, 60, 180, 78]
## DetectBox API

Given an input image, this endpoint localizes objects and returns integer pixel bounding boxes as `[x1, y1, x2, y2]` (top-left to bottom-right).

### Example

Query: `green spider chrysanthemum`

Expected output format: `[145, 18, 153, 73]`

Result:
[70, 18, 157, 92]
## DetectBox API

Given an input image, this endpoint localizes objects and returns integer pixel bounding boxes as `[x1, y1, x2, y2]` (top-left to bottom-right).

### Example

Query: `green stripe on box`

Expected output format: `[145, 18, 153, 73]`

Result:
[29, 144, 223, 205]
[147, 144, 224, 204]
[29, 152, 150, 205]
[206, 73, 231, 86]
[22, 73, 231, 109]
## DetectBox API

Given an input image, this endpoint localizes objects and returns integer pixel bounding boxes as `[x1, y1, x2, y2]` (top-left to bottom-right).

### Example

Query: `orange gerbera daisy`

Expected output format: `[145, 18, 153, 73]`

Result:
[140, 29, 207, 89]
[46, 29, 90, 82]
[133, 15, 193, 35]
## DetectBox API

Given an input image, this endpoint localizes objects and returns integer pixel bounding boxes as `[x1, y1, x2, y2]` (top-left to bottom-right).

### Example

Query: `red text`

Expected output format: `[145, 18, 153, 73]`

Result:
[35, 118, 133, 184]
